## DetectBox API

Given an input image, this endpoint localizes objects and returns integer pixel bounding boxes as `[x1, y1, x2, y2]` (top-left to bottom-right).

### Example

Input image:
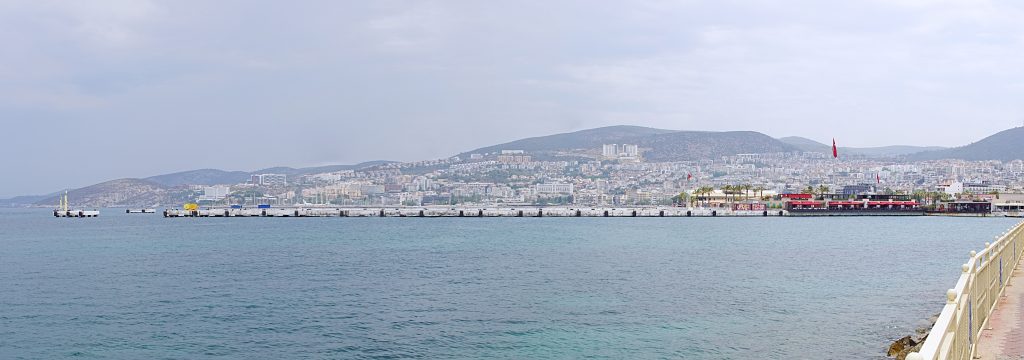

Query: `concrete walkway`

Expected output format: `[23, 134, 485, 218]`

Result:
[977, 259, 1024, 359]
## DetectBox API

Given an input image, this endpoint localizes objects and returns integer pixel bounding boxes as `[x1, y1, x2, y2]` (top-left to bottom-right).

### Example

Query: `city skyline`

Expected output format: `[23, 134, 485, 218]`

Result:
[2, 123, 1022, 200]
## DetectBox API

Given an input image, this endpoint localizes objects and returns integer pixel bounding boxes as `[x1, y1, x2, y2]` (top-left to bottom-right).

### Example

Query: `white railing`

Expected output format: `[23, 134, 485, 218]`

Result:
[908, 220, 1024, 360]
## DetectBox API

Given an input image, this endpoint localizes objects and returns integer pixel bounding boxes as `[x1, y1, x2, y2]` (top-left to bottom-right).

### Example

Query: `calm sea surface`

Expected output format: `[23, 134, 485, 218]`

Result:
[0, 208, 1018, 359]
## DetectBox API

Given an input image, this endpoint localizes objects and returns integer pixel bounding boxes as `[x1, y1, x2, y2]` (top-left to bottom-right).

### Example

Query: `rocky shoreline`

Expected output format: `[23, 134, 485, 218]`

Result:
[887, 314, 938, 359]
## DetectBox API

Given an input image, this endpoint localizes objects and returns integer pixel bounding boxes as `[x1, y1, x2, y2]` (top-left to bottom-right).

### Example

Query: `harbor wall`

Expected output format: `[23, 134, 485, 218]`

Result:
[163, 207, 789, 218]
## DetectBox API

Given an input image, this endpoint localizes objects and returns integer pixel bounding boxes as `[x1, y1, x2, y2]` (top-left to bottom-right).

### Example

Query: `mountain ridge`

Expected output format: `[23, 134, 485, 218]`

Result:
[34, 178, 176, 207]
[778, 136, 946, 157]
[145, 161, 396, 187]
[457, 125, 799, 161]
[907, 127, 1024, 161]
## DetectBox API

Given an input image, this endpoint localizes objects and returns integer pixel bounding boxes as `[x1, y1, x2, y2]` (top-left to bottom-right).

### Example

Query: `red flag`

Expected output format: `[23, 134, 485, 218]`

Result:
[687, 173, 693, 181]
[832, 138, 838, 158]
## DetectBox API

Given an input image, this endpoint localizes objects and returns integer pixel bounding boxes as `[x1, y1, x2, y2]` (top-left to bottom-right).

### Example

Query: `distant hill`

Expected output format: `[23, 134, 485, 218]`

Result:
[778, 136, 831, 153]
[852, 145, 947, 157]
[0, 194, 55, 207]
[458, 125, 797, 161]
[778, 136, 945, 158]
[641, 131, 797, 161]
[11, 161, 399, 207]
[146, 161, 395, 186]
[146, 169, 250, 187]
[34, 179, 178, 208]
[908, 127, 1024, 161]
[457, 125, 676, 157]
[251, 161, 395, 177]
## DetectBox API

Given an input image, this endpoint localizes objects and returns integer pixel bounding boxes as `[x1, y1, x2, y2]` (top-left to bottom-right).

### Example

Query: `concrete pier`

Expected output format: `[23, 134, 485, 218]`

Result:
[162, 207, 789, 218]
[53, 210, 100, 218]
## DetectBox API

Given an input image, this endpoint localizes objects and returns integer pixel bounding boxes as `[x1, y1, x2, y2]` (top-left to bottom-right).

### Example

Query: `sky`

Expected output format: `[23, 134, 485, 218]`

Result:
[2, 0, 1024, 197]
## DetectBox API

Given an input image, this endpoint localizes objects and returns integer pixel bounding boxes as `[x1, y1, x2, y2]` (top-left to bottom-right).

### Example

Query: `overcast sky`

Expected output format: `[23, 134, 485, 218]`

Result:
[2, 0, 1024, 197]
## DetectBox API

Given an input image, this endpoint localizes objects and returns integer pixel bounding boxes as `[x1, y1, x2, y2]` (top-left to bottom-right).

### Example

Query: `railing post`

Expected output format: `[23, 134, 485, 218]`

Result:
[906, 353, 923, 360]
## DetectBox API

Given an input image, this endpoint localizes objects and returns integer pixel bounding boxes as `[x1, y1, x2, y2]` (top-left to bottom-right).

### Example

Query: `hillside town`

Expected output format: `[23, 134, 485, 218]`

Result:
[164, 144, 1024, 214]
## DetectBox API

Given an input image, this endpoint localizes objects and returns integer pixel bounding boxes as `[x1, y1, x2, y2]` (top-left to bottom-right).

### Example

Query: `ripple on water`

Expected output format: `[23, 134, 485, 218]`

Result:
[0, 210, 1017, 359]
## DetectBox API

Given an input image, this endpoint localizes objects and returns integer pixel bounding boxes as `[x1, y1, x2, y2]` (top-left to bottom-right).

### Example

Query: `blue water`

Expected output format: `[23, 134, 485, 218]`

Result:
[0, 209, 1018, 359]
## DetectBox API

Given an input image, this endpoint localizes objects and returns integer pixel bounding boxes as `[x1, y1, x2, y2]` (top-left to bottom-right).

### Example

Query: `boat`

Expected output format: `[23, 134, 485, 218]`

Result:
[53, 190, 99, 218]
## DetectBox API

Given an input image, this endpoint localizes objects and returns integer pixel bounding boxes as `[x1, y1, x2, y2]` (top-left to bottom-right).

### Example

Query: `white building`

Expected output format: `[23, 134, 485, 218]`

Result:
[938, 181, 963, 196]
[621, 144, 639, 157]
[257, 174, 287, 187]
[602, 144, 640, 160]
[535, 183, 574, 194]
[964, 181, 1006, 194]
[602, 144, 619, 158]
[198, 185, 231, 201]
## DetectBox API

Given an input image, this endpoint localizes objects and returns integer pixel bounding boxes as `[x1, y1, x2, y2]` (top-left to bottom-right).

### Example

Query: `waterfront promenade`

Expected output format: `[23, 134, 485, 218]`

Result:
[976, 263, 1024, 359]
[909, 221, 1024, 360]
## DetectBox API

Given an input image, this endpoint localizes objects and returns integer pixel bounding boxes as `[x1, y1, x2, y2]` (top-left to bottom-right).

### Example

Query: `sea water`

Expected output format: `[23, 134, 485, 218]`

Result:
[0, 209, 1016, 359]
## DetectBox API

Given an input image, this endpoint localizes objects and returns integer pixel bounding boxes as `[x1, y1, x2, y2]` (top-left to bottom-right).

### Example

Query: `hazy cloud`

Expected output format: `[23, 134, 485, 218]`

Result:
[1, 0, 1024, 196]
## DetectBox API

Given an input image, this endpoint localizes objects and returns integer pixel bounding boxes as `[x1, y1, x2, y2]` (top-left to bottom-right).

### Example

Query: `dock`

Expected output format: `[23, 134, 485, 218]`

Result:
[53, 210, 100, 218]
[162, 207, 790, 218]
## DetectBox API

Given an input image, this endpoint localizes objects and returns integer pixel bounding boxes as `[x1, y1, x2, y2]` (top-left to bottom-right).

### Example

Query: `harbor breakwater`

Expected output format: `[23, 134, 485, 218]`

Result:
[163, 207, 788, 218]
[161, 207, 1001, 218]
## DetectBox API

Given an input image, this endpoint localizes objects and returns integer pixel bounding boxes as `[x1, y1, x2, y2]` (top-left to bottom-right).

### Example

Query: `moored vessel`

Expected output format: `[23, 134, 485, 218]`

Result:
[53, 190, 99, 218]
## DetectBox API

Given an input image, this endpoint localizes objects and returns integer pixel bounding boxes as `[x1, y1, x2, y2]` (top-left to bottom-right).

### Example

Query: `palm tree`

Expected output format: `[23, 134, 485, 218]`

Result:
[698, 186, 714, 207]
[912, 190, 927, 203]
[743, 184, 752, 201]
[817, 185, 830, 199]
[755, 186, 766, 201]
[678, 191, 690, 207]
[722, 185, 733, 204]
[803, 185, 816, 196]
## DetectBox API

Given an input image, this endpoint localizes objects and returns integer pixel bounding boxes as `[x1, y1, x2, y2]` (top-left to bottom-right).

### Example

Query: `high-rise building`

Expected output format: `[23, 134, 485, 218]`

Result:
[258, 174, 287, 187]
[622, 144, 639, 157]
[602, 144, 618, 158]
[602, 144, 640, 160]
